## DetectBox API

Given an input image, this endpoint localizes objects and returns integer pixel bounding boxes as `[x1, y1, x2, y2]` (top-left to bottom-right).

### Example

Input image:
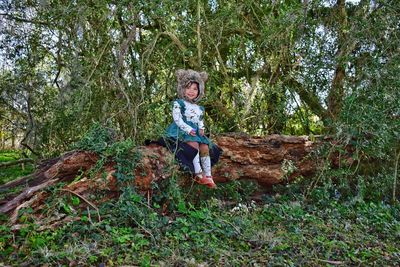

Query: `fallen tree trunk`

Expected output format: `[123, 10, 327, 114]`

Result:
[212, 134, 317, 186]
[0, 134, 327, 223]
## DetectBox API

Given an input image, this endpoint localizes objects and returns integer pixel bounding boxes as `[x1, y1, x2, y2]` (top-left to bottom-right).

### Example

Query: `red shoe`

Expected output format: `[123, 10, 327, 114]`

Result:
[205, 176, 217, 189]
[195, 175, 217, 189]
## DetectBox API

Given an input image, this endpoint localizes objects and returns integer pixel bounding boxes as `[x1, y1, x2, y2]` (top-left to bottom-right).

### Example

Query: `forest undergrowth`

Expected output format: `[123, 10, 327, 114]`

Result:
[1, 125, 399, 266]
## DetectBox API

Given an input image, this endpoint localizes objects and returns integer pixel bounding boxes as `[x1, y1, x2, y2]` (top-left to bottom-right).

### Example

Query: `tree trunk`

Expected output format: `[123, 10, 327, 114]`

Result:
[0, 125, 3, 149]
[212, 134, 317, 186]
[11, 131, 15, 149]
[327, 0, 348, 120]
[0, 134, 331, 226]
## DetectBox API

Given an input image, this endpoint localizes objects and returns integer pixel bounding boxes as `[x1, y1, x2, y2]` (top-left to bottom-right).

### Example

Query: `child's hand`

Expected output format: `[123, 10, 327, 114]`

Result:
[189, 129, 196, 136]
[199, 129, 204, 136]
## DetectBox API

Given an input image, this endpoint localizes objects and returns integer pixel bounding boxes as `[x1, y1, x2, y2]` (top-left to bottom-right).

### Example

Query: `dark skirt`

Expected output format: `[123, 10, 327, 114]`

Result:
[146, 137, 222, 174]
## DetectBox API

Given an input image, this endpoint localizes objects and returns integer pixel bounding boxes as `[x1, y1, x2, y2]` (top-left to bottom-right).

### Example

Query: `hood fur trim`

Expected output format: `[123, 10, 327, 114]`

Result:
[176, 69, 208, 103]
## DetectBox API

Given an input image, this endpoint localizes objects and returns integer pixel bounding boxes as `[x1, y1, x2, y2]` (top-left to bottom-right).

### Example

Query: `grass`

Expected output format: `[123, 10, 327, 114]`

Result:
[0, 150, 35, 185]
[0, 150, 20, 162]
[1, 182, 399, 266]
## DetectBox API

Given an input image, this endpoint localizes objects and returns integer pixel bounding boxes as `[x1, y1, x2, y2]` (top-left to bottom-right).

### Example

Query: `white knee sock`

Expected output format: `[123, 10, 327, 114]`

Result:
[200, 156, 212, 177]
[193, 152, 203, 174]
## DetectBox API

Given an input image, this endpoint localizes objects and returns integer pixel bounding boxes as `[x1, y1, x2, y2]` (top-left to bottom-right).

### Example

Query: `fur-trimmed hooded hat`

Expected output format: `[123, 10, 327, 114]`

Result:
[176, 69, 208, 103]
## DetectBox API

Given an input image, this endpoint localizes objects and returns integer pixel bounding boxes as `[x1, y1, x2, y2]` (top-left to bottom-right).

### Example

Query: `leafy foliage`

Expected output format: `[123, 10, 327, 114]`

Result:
[2, 0, 398, 147]
[1, 126, 400, 265]
[1, 191, 399, 266]
[73, 123, 119, 154]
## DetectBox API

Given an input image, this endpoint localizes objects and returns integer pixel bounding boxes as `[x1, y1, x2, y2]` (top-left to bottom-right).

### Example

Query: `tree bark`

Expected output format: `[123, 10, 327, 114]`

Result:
[327, 0, 348, 120]
[212, 134, 317, 186]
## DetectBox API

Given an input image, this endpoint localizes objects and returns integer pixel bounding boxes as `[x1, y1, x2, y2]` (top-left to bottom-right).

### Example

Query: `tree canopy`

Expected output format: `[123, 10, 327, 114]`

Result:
[0, 0, 399, 157]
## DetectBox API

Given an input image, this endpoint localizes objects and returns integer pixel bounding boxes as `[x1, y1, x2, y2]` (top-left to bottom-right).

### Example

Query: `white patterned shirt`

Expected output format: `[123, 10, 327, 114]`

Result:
[172, 100, 205, 134]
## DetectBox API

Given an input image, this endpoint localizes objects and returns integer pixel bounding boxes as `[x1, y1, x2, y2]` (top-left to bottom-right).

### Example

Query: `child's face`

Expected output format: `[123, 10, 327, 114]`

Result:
[184, 82, 199, 101]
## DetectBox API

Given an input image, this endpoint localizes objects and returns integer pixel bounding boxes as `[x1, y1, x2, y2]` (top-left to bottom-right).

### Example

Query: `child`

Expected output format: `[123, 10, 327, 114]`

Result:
[165, 69, 217, 188]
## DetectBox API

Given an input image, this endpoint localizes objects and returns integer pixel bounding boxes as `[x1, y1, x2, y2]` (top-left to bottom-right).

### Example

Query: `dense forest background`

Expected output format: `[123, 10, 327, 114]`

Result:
[0, 0, 400, 266]
[1, 0, 399, 197]
[0, 0, 397, 148]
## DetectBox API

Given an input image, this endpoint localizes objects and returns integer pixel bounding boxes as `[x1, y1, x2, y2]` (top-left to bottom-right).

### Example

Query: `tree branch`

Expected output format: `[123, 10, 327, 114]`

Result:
[0, 13, 49, 26]
[287, 78, 329, 122]
[0, 158, 34, 168]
